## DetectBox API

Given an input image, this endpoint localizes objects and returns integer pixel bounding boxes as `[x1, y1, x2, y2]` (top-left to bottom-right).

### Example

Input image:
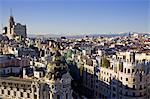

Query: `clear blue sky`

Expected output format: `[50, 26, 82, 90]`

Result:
[0, 0, 149, 35]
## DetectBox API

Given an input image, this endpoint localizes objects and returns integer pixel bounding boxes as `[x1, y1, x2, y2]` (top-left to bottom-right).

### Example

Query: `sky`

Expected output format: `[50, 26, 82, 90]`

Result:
[0, 0, 150, 35]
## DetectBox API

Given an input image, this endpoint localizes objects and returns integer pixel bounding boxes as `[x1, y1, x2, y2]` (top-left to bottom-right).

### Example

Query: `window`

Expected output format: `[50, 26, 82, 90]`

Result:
[133, 85, 135, 90]
[2, 90, 4, 94]
[123, 56, 126, 59]
[136, 69, 139, 73]
[10, 87, 13, 90]
[107, 79, 108, 82]
[57, 95, 60, 99]
[133, 92, 135, 96]
[66, 93, 68, 99]
[124, 68, 126, 73]
[140, 92, 142, 96]
[96, 91, 99, 96]
[21, 92, 23, 97]
[139, 85, 142, 90]
[2, 82, 6, 85]
[125, 92, 128, 96]
[128, 69, 130, 73]
[140, 77, 142, 82]
[14, 91, 16, 96]
[34, 94, 37, 99]
[120, 77, 122, 80]
[104, 77, 105, 81]
[96, 85, 98, 89]
[113, 93, 116, 97]
[27, 93, 30, 98]
[112, 81, 115, 85]
[52, 85, 54, 89]
[8, 90, 10, 95]
[113, 87, 116, 91]
[34, 87, 37, 92]
[133, 78, 135, 82]
[96, 80, 98, 83]
[126, 78, 128, 81]
[132, 69, 134, 73]
[120, 90, 122, 95]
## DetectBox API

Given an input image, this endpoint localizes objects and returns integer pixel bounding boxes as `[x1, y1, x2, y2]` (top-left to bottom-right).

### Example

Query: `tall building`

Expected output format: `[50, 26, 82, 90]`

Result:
[6, 15, 27, 39]
[7, 16, 15, 39]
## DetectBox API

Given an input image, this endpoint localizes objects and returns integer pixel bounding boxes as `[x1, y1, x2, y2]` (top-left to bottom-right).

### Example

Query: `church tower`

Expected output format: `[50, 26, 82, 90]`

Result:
[7, 9, 15, 39]
[45, 51, 73, 99]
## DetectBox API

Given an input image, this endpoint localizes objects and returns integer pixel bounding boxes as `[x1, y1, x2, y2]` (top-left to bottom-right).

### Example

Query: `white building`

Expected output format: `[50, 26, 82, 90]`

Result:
[97, 52, 150, 99]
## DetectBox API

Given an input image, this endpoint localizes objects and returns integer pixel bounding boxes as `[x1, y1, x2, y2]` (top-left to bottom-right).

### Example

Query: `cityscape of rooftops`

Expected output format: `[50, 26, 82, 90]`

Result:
[0, 0, 150, 99]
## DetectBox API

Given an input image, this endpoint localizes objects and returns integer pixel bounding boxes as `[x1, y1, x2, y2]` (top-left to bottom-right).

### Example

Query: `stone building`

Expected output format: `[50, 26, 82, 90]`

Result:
[0, 52, 73, 99]
[6, 15, 27, 39]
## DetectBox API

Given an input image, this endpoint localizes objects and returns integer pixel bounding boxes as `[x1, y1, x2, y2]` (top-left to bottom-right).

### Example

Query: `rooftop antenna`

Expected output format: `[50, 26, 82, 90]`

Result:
[10, 8, 13, 16]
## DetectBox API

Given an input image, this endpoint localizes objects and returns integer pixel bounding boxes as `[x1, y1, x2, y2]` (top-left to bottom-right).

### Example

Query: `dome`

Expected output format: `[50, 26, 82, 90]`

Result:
[46, 51, 68, 80]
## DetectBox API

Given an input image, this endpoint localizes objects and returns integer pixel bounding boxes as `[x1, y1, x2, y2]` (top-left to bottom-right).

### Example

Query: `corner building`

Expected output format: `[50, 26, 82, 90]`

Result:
[98, 52, 150, 99]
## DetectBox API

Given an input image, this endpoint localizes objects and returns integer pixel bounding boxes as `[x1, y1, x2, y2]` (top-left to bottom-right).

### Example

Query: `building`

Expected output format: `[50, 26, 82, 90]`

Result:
[0, 55, 30, 68]
[45, 51, 73, 99]
[6, 15, 27, 39]
[0, 76, 44, 99]
[0, 51, 73, 99]
[97, 52, 150, 99]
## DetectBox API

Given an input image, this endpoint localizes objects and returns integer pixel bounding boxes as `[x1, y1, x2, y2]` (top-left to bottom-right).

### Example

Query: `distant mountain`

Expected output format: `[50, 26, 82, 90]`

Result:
[27, 32, 150, 38]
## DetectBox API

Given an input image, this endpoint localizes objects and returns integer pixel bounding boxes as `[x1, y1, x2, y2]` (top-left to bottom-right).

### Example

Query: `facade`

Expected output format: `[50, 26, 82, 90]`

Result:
[95, 51, 150, 99]
[0, 51, 73, 99]
[0, 55, 30, 68]
[69, 45, 150, 99]
[0, 77, 44, 99]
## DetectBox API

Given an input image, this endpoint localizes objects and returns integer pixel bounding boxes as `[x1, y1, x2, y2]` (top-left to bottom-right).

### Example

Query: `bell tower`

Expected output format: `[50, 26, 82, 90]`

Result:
[7, 8, 15, 39]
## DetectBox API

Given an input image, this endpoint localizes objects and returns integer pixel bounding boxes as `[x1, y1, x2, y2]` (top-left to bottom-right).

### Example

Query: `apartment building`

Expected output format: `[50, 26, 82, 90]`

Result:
[98, 52, 150, 99]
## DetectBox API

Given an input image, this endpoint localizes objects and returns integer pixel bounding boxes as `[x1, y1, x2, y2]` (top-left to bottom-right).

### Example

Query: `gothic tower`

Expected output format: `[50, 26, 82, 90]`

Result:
[7, 10, 15, 39]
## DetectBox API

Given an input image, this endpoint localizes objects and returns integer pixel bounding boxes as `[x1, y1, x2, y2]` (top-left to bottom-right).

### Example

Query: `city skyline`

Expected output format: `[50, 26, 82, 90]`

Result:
[0, 0, 150, 35]
[0, 1, 150, 98]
